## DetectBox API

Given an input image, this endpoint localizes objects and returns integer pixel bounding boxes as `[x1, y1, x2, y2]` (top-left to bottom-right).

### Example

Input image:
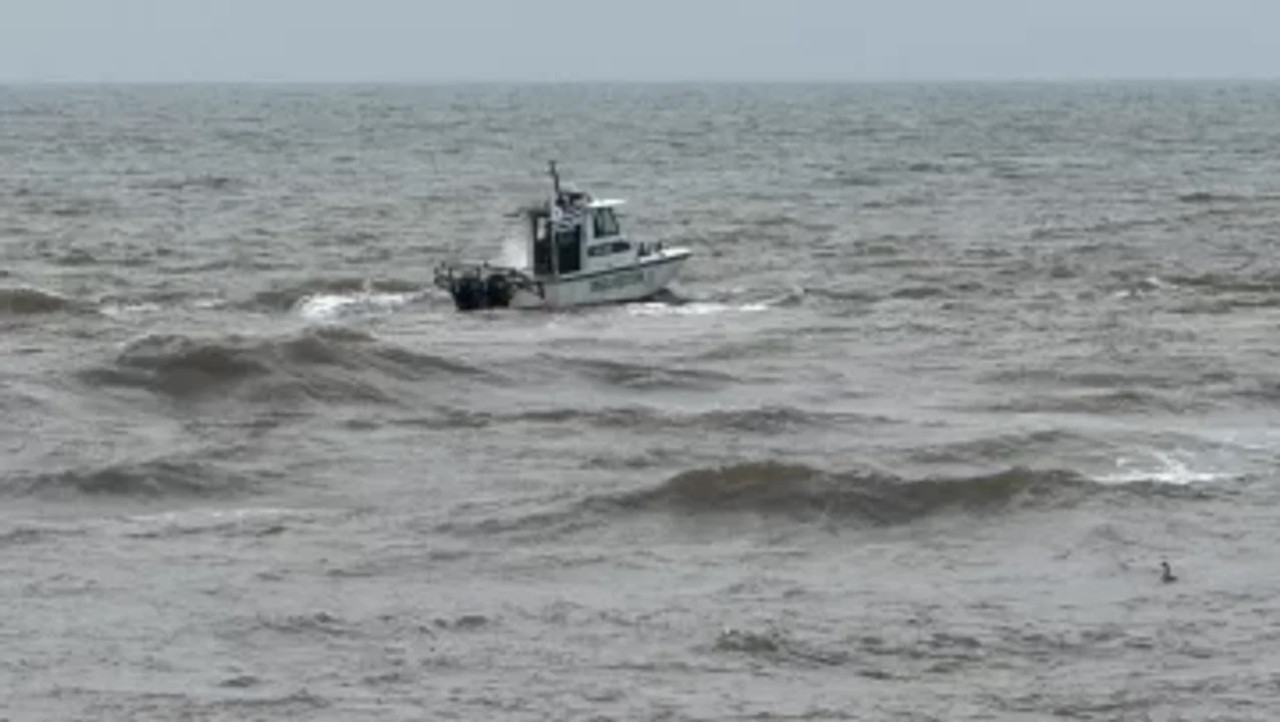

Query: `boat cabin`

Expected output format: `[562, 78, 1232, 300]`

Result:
[529, 195, 642, 279]
[525, 163, 659, 280]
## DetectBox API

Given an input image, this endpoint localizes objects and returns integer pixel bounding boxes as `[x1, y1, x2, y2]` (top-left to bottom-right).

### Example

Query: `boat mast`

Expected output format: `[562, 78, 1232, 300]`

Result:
[547, 161, 560, 280]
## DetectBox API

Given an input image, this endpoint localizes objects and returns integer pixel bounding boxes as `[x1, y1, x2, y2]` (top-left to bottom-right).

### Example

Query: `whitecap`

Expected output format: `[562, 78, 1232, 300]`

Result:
[627, 301, 770, 317]
[1092, 450, 1236, 486]
[98, 301, 163, 318]
[111, 506, 320, 538]
[295, 291, 421, 322]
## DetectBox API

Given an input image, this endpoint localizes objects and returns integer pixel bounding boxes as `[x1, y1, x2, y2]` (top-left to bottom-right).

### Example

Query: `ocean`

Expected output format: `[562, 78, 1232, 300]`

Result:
[4, 80, 1280, 720]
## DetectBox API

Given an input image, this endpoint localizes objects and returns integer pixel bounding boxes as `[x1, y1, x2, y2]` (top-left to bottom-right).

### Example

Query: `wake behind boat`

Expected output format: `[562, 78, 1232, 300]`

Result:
[432, 162, 692, 312]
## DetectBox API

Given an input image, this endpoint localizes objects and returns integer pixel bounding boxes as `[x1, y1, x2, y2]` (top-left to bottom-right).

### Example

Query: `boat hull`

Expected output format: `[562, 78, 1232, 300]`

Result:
[435, 248, 691, 312]
[512, 249, 690, 310]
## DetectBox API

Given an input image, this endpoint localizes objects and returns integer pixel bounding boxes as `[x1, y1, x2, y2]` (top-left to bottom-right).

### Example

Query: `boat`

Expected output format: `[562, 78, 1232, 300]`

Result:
[432, 162, 692, 311]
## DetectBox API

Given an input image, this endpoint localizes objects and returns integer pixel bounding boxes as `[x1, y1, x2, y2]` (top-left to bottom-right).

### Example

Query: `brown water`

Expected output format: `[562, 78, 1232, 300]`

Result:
[4, 81, 1280, 720]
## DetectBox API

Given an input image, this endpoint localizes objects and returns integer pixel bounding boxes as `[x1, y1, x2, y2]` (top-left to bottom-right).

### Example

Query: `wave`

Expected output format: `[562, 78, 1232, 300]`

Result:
[0, 524, 85, 547]
[25, 196, 119, 219]
[689, 406, 881, 433]
[692, 335, 799, 362]
[1165, 271, 1280, 297]
[248, 277, 427, 312]
[904, 430, 1087, 467]
[981, 389, 1205, 415]
[596, 462, 1076, 523]
[1162, 271, 1280, 313]
[1175, 191, 1280, 204]
[407, 404, 890, 434]
[1093, 451, 1237, 486]
[79, 326, 496, 403]
[583, 460, 1214, 525]
[824, 170, 883, 188]
[296, 290, 425, 322]
[983, 367, 1188, 391]
[439, 460, 1218, 540]
[625, 300, 771, 317]
[890, 285, 949, 300]
[140, 175, 247, 193]
[542, 356, 738, 391]
[0, 286, 79, 315]
[861, 193, 932, 210]
[906, 161, 947, 173]
[52, 249, 98, 266]
[802, 285, 881, 304]
[9, 458, 254, 499]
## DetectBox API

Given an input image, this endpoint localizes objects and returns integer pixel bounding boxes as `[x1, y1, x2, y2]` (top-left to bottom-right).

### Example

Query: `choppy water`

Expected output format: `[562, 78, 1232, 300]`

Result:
[5, 81, 1280, 720]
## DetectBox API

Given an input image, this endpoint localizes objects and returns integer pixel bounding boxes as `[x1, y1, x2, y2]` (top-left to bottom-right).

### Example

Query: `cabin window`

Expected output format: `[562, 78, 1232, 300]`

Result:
[593, 208, 620, 238]
[587, 240, 632, 257]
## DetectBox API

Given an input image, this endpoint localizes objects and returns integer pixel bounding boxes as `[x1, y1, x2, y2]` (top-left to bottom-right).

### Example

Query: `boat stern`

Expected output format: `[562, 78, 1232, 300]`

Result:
[433, 263, 543, 312]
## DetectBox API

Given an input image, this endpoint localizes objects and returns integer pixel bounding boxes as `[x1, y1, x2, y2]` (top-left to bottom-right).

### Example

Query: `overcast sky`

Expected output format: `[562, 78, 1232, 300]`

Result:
[1, 0, 1276, 83]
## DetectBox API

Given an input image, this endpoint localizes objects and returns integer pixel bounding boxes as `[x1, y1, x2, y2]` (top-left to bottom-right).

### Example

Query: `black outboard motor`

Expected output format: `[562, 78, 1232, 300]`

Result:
[485, 273, 513, 308]
[451, 275, 488, 311]
[448, 272, 515, 311]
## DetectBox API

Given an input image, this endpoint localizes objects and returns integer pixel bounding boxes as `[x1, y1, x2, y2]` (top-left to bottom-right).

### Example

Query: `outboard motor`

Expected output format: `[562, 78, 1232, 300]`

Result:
[484, 273, 514, 308]
[451, 275, 488, 311]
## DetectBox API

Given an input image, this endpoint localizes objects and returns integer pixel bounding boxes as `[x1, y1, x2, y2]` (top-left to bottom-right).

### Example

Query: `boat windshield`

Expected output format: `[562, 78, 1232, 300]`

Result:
[593, 208, 620, 237]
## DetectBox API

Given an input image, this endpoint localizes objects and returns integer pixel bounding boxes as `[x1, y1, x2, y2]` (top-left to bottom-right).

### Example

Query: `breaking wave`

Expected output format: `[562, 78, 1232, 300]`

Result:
[248, 277, 427, 312]
[79, 326, 495, 402]
[626, 300, 772, 317]
[295, 290, 423, 322]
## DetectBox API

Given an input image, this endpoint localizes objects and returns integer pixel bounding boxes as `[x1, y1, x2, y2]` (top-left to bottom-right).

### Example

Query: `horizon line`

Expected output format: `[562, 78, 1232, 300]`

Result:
[3, 74, 1279, 86]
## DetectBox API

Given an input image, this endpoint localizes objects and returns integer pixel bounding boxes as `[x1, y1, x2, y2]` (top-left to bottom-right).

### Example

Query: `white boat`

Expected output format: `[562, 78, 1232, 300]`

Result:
[432, 162, 692, 311]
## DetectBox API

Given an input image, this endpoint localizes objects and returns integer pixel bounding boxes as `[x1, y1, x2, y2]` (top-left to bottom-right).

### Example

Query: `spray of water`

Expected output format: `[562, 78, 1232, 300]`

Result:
[495, 234, 529, 270]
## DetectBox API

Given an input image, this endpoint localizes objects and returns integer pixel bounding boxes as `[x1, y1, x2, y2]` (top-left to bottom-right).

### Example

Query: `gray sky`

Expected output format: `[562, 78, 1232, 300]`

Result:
[1, 0, 1276, 82]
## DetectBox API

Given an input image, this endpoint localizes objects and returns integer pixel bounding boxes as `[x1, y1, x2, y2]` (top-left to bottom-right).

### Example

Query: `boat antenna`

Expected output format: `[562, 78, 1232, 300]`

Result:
[549, 160, 561, 197]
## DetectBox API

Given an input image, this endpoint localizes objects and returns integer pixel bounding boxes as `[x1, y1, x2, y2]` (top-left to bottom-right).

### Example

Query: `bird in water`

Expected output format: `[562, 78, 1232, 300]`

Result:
[1160, 560, 1177, 583]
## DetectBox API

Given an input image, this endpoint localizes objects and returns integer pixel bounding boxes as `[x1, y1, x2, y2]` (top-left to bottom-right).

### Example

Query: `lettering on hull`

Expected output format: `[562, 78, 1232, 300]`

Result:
[589, 269, 647, 293]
